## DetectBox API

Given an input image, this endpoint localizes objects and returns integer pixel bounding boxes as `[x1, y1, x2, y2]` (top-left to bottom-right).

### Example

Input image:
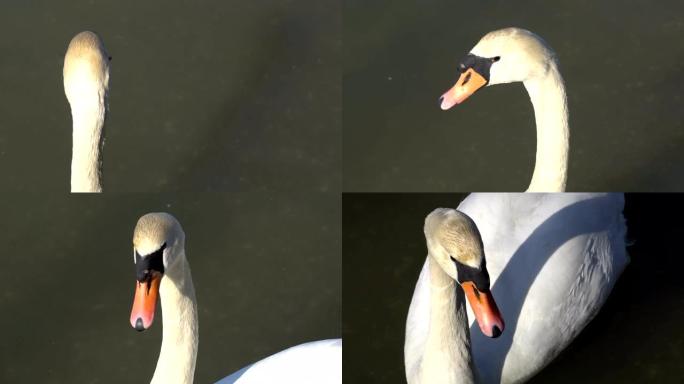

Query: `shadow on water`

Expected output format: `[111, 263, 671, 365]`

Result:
[468, 195, 625, 383]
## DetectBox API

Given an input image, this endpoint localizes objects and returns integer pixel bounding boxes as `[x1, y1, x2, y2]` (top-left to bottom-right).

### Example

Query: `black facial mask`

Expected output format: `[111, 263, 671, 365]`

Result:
[135, 242, 166, 282]
[457, 53, 500, 84]
[451, 255, 491, 292]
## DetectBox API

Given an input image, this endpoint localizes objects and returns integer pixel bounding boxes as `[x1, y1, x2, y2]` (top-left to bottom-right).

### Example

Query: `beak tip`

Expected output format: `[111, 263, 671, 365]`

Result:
[439, 94, 457, 110]
[134, 317, 146, 332]
[491, 325, 502, 338]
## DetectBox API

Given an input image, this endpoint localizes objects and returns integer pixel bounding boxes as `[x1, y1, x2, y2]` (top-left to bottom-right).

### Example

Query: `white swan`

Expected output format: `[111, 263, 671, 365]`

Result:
[439, 28, 568, 192]
[405, 208, 505, 384]
[63, 31, 110, 193]
[129, 212, 341, 384]
[406, 193, 628, 383]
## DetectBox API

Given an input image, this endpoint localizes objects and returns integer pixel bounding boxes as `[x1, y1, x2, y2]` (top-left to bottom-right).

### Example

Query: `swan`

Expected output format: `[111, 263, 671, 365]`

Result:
[405, 193, 628, 383]
[439, 28, 568, 192]
[405, 208, 506, 384]
[63, 31, 110, 193]
[129, 212, 342, 384]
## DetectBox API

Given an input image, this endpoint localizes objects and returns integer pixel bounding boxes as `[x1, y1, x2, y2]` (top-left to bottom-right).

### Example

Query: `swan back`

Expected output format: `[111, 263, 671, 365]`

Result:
[216, 339, 342, 384]
[457, 193, 628, 383]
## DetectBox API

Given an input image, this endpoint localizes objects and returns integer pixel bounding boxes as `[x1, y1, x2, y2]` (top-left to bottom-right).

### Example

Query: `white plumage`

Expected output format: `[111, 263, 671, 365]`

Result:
[216, 339, 342, 383]
[131, 213, 341, 384]
[406, 193, 628, 383]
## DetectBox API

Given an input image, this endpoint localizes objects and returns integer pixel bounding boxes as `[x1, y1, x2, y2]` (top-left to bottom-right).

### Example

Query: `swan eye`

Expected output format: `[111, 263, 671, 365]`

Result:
[458, 63, 466, 73]
[491, 56, 500, 62]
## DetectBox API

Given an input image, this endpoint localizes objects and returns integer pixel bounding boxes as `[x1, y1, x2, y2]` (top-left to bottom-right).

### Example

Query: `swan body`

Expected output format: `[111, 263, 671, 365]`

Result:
[440, 28, 569, 192]
[406, 193, 628, 383]
[129, 213, 341, 384]
[216, 339, 342, 384]
[63, 31, 110, 192]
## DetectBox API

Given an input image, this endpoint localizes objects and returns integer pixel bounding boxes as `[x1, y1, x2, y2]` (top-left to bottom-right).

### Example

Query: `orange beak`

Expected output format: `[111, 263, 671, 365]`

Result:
[462, 281, 504, 338]
[439, 68, 488, 110]
[130, 273, 162, 331]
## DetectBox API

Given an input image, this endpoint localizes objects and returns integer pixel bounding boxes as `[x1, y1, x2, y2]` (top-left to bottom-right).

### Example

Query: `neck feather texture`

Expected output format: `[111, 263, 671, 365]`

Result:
[523, 62, 569, 192]
[70, 97, 105, 192]
[419, 257, 474, 384]
[152, 254, 198, 384]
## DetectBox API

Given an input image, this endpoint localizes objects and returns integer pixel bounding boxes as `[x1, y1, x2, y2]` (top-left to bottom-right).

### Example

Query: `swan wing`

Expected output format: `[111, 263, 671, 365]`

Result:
[458, 193, 628, 383]
[216, 339, 342, 384]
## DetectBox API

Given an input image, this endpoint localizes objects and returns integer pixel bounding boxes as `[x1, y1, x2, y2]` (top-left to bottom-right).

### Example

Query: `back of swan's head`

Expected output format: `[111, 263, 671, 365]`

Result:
[424, 208, 485, 279]
[63, 31, 110, 106]
[471, 27, 557, 85]
[133, 212, 186, 268]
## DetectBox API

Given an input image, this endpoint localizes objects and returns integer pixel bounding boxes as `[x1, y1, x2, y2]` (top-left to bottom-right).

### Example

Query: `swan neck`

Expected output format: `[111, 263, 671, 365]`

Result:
[70, 99, 105, 192]
[152, 253, 198, 384]
[419, 257, 474, 384]
[524, 63, 569, 192]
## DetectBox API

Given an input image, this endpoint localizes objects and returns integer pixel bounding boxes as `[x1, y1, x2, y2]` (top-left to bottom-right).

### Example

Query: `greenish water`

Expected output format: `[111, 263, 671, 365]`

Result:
[0, 0, 339, 192]
[3, 1, 684, 384]
[342, 193, 684, 383]
[344, 0, 684, 192]
[0, 193, 341, 383]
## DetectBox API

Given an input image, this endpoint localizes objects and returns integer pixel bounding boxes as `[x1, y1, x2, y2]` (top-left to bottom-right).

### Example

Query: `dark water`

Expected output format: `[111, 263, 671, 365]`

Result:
[0, 192, 341, 383]
[0, 0, 339, 192]
[344, 0, 684, 192]
[342, 193, 684, 383]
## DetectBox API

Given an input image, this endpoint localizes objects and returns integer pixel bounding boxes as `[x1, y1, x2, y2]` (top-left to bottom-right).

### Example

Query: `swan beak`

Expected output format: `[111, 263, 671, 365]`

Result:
[461, 281, 504, 338]
[439, 68, 487, 110]
[130, 273, 162, 331]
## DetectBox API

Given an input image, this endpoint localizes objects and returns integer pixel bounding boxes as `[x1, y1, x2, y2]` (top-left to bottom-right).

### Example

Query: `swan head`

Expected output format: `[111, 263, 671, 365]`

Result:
[440, 27, 557, 109]
[424, 208, 504, 338]
[63, 31, 111, 107]
[130, 212, 186, 331]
